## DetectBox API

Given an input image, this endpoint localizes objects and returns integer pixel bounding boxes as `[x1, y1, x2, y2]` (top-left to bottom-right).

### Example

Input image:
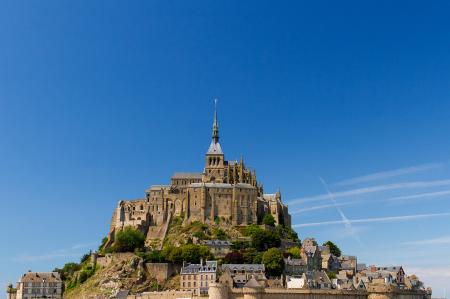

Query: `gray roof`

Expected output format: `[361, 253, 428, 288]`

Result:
[172, 172, 203, 179]
[190, 182, 255, 189]
[181, 261, 218, 274]
[202, 240, 232, 246]
[284, 258, 305, 266]
[116, 290, 129, 299]
[207, 140, 223, 154]
[244, 277, 263, 288]
[221, 264, 265, 272]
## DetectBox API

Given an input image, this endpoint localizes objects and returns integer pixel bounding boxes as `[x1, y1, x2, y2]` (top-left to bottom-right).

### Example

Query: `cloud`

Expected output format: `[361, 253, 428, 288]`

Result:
[12, 242, 97, 263]
[387, 189, 450, 202]
[292, 212, 450, 228]
[291, 201, 357, 214]
[318, 177, 361, 243]
[402, 235, 450, 246]
[333, 162, 444, 186]
[404, 265, 450, 297]
[288, 179, 450, 205]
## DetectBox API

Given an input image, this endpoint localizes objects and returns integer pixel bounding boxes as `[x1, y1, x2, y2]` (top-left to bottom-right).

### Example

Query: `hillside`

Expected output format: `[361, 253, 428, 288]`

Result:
[62, 253, 178, 299]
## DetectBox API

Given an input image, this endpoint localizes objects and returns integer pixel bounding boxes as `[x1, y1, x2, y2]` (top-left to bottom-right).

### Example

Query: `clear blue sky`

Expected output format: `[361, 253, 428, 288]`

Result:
[1, 1, 450, 297]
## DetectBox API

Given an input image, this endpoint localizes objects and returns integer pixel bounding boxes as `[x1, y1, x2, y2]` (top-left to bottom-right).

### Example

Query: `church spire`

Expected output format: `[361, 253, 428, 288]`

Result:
[212, 98, 219, 143]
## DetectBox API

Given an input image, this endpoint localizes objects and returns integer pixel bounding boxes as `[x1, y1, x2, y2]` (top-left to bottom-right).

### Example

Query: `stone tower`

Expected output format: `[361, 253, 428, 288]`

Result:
[204, 99, 225, 183]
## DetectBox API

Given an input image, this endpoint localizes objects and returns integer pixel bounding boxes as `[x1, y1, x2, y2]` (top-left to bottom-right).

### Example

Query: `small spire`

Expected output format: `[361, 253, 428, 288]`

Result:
[212, 98, 219, 143]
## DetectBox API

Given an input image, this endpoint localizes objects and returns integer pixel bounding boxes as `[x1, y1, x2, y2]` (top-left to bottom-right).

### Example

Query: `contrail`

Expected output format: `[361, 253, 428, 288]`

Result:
[318, 177, 362, 244]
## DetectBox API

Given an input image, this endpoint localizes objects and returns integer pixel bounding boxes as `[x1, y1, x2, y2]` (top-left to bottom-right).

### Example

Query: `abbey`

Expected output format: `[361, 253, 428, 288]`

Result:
[104, 105, 291, 247]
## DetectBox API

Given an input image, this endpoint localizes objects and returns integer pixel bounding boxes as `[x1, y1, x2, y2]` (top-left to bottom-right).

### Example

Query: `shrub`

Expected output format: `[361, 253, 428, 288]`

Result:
[287, 247, 301, 258]
[323, 241, 341, 257]
[136, 250, 164, 263]
[262, 214, 276, 226]
[180, 244, 213, 263]
[212, 228, 227, 240]
[113, 226, 145, 253]
[80, 252, 91, 264]
[262, 248, 284, 277]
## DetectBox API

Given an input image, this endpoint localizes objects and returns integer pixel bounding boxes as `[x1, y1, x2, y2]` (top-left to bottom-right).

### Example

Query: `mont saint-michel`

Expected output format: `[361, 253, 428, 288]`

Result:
[103, 105, 291, 251]
[6, 106, 432, 299]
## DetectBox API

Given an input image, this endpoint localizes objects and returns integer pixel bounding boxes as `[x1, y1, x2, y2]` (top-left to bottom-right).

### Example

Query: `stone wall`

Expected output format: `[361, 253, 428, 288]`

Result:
[96, 253, 135, 268]
[208, 284, 429, 299]
[127, 290, 194, 299]
[145, 263, 181, 283]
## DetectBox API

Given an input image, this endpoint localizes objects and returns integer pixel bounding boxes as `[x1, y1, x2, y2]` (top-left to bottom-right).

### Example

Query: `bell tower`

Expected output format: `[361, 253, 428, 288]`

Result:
[204, 99, 225, 183]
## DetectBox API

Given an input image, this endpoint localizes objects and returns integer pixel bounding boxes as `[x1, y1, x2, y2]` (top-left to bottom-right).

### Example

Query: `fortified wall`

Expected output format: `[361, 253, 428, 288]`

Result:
[207, 283, 429, 299]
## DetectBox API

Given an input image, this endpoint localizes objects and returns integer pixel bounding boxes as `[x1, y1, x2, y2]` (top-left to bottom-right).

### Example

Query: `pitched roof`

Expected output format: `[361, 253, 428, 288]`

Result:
[181, 261, 218, 274]
[171, 172, 203, 179]
[202, 240, 232, 246]
[207, 140, 223, 154]
[244, 276, 263, 288]
[20, 272, 61, 283]
[222, 264, 265, 272]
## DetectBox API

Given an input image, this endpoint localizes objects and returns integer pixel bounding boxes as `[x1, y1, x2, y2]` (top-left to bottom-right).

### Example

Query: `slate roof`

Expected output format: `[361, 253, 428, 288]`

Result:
[172, 172, 203, 179]
[207, 141, 223, 154]
[181, 261, 218, 274]
[284, 258, 305, 266]
[202, 240, 232, 246]
[244, 277, 263, 288]
[190, 182, 255, 189]
[221, 264, 265, 272]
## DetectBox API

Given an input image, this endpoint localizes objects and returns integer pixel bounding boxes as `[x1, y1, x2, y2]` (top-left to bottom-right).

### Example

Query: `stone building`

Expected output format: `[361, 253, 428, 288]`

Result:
[220, 264, 266, 288]
[104, 104, 292, 248]
[180, 260, 218, 295]
[7, 272, 63, 299]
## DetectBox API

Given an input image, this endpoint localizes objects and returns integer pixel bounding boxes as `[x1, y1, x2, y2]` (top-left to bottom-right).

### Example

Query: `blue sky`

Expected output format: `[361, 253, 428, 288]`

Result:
[1, 1, 450, 297]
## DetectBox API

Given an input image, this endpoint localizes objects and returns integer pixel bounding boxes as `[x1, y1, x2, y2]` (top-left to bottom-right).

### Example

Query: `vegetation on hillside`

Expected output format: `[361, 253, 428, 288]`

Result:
[323, 240, 342, 257]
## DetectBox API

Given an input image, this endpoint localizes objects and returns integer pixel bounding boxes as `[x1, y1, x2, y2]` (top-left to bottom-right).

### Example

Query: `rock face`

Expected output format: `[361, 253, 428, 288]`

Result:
[64, 253, 179, 299]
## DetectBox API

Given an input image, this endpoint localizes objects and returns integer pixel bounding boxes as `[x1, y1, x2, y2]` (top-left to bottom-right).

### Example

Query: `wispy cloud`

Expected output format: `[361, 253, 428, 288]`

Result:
[333, 162, 444, 186]
[402, 235, 450, 246]
[387, 189, 450, 202]
[12, 242, 97, 263]
[292, 212, 450, 228]
[288, 179, 450, 205]
[318, 177, 361, 243]
[291, 201, 357, 214]
[404, 265, 450, 296]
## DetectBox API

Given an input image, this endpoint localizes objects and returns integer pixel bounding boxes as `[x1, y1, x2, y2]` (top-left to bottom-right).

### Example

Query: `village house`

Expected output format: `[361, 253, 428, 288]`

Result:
[7, 272, 63, 299]
[219, 264, 266, 288]
[180, 260, 218, 295]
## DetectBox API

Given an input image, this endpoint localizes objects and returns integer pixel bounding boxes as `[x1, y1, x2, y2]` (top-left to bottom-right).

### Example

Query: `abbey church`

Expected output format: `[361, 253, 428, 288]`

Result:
[105, 105, 291, 247]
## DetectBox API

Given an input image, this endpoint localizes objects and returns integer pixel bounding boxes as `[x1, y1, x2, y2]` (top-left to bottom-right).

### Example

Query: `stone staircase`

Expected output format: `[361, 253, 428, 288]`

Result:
[146, 212, 172, 250]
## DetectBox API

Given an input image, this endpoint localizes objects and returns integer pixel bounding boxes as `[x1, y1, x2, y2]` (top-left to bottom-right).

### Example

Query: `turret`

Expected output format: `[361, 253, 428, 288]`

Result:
[204, 100, 225, 183]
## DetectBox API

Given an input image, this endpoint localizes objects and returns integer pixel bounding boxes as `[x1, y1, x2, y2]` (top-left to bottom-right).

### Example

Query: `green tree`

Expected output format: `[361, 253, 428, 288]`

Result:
[163, 246, 184, 263]
[262, 248, 284, 277]
[242, 248, 258, 264]
[113, 226, 145, 253]
[262, 214, 276, 226]
[181, 244, 213, 263]
[323, 241, 341, 257]
[252, 230, 281, 251]
[287, 247, 301, 258]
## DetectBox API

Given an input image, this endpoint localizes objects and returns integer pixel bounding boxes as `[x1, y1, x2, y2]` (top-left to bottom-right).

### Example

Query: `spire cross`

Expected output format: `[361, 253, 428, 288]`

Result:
[212, 98, 219, 143]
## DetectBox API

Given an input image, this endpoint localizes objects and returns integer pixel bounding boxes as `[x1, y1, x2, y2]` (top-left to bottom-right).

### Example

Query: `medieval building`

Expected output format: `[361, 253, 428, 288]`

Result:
[105, 104, 291, 247]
